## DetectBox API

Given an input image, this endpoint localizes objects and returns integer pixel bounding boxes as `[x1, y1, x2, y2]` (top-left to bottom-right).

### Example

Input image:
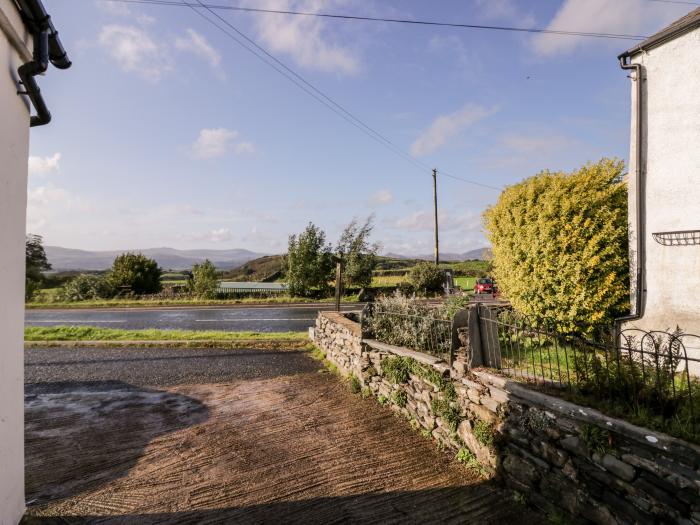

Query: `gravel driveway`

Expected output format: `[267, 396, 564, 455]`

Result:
[24, 346, 538, 524]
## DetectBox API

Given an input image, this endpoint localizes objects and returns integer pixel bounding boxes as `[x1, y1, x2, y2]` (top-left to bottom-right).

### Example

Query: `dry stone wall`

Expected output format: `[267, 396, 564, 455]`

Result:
[313, 311, 700, 524]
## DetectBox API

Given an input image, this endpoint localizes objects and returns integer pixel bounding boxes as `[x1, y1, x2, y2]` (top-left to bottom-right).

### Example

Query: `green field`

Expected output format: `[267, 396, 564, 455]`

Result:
[454, 276, 476, 290]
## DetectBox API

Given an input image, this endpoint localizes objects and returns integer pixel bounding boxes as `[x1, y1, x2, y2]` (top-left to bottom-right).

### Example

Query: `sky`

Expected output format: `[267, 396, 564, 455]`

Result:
[26, 0, 696, 255]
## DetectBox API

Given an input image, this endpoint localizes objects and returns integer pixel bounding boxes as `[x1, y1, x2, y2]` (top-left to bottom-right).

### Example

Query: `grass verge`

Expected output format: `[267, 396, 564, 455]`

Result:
[25, 326, 307, 342]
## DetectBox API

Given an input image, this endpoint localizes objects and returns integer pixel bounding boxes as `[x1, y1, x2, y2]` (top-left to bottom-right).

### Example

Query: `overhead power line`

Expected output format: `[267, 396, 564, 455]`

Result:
[140, 0, 500, 190]
[100, 0, 650, 41]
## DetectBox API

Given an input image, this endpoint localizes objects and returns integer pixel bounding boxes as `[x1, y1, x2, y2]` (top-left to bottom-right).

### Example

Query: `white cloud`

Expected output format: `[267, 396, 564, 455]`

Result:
[98, 24, 171, 80]
[247, 0, 360, 75]
[233, 141, 255, 155]
[532, 0, 691, 56]
[369, 189, 393, 206]
[393, 211, 435, 231]
[96, 0, 132, 16]
[175, 28, 221, 68]
[191, 128, 254, 159]
[209, 228, 233, 242]
[27, 184, 94, 232]
[28, 153, 61, 176]
[410, 104, 496, 157]
[136, 14, 156, 26]
[473, 0, 536, 26]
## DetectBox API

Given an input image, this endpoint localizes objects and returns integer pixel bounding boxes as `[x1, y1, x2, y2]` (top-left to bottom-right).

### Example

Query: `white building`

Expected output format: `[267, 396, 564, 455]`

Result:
[619, 8, 700, 344]
[0, 1, 69, 523]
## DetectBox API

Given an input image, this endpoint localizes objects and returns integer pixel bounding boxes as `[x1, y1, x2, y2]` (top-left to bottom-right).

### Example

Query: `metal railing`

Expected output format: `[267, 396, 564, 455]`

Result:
[362, 303, 453, 361]
[478, 305, 700, 437]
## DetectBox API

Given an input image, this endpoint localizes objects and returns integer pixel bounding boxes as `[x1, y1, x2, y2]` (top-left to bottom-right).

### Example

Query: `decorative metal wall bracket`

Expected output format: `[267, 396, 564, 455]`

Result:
[652, 230, 700, 246]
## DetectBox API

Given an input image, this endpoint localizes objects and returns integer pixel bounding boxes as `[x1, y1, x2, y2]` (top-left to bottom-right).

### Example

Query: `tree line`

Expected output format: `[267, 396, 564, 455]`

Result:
[25, 238, 219, 301]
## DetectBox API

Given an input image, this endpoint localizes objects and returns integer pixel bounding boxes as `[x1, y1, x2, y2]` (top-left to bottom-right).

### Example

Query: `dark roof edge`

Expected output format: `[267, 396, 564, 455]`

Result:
[619, 13, 700, 59]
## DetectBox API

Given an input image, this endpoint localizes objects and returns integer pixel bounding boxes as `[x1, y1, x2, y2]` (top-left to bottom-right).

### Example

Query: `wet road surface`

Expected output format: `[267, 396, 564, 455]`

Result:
[25, 304, 360, 332]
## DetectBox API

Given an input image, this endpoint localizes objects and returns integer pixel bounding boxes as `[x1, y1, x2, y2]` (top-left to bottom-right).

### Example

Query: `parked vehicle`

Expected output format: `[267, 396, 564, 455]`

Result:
[474, 277, 496, 295]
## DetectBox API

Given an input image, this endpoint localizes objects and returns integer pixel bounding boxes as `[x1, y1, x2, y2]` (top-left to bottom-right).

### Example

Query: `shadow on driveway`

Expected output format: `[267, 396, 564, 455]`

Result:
[21, 485, 536, 524]
[25, 381, 209, 506]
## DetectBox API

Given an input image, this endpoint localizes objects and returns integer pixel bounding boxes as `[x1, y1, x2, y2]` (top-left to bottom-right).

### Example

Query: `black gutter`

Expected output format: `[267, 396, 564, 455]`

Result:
[619, 9, 700, 60]
[615, 57, 645, 334]
[14, 0, 71, 127]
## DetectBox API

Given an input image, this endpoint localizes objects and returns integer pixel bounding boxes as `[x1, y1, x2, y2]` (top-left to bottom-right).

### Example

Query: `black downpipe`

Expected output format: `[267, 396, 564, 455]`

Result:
[15, 0, 71, 127]
[615, 57, 646, 335]
[17, 29, 50, 126]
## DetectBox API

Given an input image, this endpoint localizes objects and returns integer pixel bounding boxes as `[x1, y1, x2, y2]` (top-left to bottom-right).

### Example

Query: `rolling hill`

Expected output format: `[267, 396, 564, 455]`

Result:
[45, 246, 267, 271]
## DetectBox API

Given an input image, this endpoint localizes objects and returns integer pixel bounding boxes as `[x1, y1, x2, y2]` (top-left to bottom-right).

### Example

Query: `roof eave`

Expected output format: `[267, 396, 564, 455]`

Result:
[619, 17, 700, 60]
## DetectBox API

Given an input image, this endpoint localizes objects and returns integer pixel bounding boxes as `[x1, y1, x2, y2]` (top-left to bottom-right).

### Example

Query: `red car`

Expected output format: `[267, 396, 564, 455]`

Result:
[474, 278, 495, 295]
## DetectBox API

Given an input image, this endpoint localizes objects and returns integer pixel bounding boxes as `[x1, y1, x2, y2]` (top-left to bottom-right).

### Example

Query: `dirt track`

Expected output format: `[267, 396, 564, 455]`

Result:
[24, 347, 538, 524]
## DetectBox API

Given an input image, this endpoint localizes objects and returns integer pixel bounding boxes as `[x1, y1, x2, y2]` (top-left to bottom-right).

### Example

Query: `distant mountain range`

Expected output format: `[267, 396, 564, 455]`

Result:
[45, 246, 267, 271]
[45, 245, 492, 271]
[383, 247, 492, 262]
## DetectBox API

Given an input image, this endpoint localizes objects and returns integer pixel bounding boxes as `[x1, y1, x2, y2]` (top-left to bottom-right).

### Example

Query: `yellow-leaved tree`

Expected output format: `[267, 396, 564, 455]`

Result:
[482, 158, 629, 332]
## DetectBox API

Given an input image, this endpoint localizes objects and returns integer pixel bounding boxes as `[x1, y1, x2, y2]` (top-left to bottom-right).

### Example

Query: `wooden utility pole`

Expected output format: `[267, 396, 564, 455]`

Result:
[334, 258, 343, 312]
[433, 168, 439, 265]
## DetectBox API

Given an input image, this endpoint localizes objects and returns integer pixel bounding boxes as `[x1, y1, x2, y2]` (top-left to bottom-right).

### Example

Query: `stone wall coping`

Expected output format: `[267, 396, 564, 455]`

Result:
[363, 339, 445, 367]
[318, 310, 362, 337]
[473, 369, 700, 459]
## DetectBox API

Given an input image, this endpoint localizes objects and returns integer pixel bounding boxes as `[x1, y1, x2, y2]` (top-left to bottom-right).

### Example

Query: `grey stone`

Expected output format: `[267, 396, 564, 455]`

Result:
[461, 378, 484, 392]
[469, 402, 496, 424]
[452, 361, 467, 376]
[602, 454, 636, 482]
[503, 454, 539, 486]
[634, 473, 689, 514]
[467, 388, 481, 404]
[489, 386, 509, 403]
[480, 395, 500, 413]
[539, 441, 569, 467]
[560, 436, 588, 457]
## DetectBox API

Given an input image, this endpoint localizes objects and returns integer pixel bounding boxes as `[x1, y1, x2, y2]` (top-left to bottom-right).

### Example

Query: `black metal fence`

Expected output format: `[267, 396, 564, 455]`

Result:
[477, 305, 700, 438]
[361, 303, 453, 361]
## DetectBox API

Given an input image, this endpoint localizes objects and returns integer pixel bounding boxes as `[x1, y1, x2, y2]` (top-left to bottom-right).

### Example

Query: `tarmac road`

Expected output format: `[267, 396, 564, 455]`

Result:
[25, 304, 360, 332]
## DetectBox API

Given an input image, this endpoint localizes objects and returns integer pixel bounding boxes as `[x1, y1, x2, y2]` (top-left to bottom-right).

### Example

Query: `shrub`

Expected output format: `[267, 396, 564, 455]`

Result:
[364, 293, 451, 356]
[188, 259, 218, 299]
[431, 398, 461, 431]
[473, 420, 495, 447]
[455, 448, 487, 476]
[348, 375, 361, 394]
[26, 234, 51, 301]
[61, 274, 115, 301]
[286, 222, 334, 297]
[483, 158, 629, 332]
[396, 281, 415, 296]
[107, 253, 163, 295]
[382, 356, 412, 384]
[377, 394, 388, 406]
[392, 390, 407, 408]
[409, 262, 445, 296]
[336, 217, 378, 289]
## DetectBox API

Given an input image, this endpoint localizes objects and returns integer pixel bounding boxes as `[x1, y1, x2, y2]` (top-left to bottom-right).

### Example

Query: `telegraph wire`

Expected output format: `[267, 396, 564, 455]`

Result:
[184, 0, 499, 189]
[184, 2, 432, 177]
[99, 0, 650, 41]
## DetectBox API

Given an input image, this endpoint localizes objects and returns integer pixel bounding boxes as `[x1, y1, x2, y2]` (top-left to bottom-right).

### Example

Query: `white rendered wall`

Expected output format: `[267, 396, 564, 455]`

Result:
[0, 1, 30, 523]
[626, 28, 700, 342]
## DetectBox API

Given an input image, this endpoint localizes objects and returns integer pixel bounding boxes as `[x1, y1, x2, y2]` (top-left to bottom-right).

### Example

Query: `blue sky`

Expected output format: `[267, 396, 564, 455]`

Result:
[27, 0, 695, 255]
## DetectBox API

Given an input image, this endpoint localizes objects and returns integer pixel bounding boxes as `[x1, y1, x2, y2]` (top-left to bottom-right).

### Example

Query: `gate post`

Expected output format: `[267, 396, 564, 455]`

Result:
[467, 303, 484, 368]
